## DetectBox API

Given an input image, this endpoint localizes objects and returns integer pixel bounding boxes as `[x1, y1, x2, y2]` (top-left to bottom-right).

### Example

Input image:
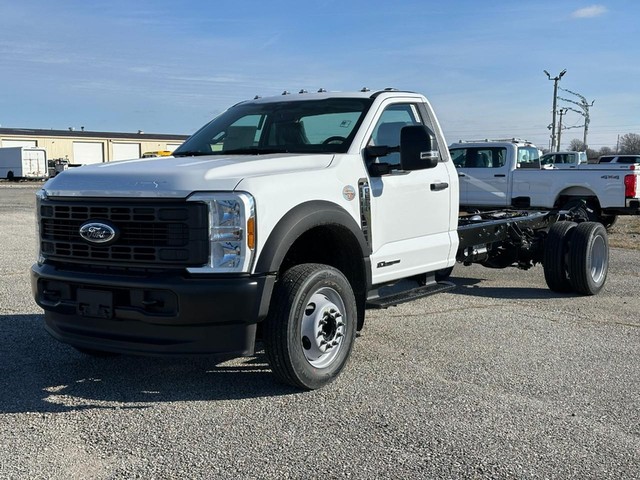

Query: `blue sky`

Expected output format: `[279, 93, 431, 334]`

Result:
[0, 0, 638, 150]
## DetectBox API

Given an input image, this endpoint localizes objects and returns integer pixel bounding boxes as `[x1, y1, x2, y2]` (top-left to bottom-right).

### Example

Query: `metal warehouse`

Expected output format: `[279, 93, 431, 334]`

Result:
[0, 127, 189, 165]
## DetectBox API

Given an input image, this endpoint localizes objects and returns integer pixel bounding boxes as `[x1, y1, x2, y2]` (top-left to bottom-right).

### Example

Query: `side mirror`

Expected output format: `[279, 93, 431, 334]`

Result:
[400, 125, 439, 170]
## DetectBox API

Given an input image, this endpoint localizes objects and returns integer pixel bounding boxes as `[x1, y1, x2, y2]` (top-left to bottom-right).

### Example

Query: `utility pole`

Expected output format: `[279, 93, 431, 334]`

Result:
[558, 87, 595, 150]
[544, 69, 567, 152]
[557, 108, 568, 151]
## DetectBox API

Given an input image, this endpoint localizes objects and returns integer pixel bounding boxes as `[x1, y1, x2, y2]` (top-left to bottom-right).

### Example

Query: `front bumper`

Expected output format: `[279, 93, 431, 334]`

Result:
[31, 263, 275, 356]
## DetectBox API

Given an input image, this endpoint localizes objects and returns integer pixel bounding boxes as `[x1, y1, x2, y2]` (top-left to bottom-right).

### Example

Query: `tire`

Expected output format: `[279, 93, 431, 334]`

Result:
[263, 263, 357, 390]
[543, 221, 577, 293]
[568, 222, 609, 295]
[7, 171, 14, 181]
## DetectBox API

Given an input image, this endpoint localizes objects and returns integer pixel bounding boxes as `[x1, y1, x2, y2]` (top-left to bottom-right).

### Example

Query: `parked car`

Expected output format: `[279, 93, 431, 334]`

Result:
[598, 155, 640, 164]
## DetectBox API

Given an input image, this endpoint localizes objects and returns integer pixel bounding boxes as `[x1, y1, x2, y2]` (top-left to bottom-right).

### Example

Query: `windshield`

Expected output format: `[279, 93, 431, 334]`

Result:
[173, 97, 373, 156]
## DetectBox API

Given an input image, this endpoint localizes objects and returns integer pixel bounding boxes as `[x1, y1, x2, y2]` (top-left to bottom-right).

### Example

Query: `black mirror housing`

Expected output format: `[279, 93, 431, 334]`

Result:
[400, 125, 439, 170]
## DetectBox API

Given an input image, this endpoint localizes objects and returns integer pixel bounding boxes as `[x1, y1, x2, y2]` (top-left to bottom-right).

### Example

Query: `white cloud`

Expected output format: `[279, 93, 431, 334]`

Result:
[571, 5, 608, 18]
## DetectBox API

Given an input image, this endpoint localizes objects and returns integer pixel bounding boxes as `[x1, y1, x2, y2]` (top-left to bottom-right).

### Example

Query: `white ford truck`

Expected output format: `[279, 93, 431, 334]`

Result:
[32, 90, 610, 389]
[450, 139, 640, 227]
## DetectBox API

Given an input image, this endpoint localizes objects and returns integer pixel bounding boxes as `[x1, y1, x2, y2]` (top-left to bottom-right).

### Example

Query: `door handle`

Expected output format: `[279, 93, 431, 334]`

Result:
[458, 173, 466, 177]
[494, 174, 506, 177]
[430, 182, 449, 191]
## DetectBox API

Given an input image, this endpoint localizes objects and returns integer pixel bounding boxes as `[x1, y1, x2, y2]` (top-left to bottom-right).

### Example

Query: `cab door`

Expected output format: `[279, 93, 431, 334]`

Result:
[453, 146, 510, 208]
[363, 101, 454, 285]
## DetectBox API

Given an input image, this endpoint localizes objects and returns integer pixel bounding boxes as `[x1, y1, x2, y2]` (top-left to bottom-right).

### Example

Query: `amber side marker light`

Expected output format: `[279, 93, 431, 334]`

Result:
[247, 217, 256, 250]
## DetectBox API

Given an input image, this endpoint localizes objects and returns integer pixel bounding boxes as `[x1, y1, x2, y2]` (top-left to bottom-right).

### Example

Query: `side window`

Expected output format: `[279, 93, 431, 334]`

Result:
[516, 146, 540, 168]
[369, 104, 422, 167]
[450, 147, 506, 168]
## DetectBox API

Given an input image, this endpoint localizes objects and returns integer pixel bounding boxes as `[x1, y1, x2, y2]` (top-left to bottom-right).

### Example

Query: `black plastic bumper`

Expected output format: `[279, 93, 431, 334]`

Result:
[31, 263, 275, 356]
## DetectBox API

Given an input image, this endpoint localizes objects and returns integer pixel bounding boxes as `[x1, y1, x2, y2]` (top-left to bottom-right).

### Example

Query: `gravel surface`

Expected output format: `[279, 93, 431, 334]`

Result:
[1, 182, 639, 479]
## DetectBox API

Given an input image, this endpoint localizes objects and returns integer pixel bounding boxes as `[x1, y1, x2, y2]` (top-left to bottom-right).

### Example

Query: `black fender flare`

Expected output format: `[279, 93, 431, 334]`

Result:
[255, 200, 370, 274]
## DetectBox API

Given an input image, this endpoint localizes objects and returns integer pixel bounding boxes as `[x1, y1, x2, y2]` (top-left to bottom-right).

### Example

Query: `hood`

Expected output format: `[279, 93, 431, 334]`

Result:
[42, 153, 334, 198]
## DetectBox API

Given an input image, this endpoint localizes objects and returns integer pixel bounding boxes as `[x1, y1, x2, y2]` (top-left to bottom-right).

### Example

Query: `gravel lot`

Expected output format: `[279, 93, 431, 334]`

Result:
[1, 182, 639, 479]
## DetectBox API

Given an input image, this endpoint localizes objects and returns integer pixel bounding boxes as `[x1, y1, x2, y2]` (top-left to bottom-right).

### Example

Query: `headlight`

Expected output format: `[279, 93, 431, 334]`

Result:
[187, 192, 255, 273]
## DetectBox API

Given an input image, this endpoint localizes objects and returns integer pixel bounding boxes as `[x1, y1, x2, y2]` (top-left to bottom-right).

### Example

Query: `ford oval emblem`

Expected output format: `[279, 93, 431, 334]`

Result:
[79, 221, 118, 245]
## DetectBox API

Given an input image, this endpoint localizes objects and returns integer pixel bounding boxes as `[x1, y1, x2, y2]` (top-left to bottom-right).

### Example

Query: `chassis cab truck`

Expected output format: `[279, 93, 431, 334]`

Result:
[31, 90, 609, 389]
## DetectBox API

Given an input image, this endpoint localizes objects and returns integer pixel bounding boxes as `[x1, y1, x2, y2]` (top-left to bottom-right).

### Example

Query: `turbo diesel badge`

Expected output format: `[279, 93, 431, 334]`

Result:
[79, 221, 118, 245]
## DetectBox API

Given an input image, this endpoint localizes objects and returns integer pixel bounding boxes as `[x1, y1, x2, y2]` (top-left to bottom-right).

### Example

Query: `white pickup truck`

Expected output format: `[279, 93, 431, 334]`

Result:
[31, 90, 610, 389]
[450, 139, 640, 227]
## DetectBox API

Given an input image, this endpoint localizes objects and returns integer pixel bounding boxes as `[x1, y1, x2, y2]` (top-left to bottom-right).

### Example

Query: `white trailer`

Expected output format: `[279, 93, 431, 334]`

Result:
[0, 147, 49, 180]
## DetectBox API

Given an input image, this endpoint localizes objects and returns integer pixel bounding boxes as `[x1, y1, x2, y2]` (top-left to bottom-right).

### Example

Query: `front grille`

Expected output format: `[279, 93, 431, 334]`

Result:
[40, 201, 209, 267]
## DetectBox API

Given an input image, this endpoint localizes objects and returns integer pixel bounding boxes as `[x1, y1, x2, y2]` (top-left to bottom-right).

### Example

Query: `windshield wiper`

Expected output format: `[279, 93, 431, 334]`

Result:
[221, 147, 291, 155]
[172, 151, 211, 157]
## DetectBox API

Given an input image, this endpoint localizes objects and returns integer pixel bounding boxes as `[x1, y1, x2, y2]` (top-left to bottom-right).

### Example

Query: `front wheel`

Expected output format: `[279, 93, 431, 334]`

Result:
[263, 264, 357, 390]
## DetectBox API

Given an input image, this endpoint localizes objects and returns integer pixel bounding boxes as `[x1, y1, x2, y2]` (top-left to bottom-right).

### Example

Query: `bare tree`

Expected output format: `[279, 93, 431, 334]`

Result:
[619, 133, 640, 154]
[569, 138, 586, 151]
[599, 146, 614, 156]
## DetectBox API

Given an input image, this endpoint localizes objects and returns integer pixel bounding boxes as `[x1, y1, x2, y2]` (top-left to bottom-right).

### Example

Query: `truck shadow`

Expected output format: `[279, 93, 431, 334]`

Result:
[0, 314, 299, 414]
[449, 276, 583, 299]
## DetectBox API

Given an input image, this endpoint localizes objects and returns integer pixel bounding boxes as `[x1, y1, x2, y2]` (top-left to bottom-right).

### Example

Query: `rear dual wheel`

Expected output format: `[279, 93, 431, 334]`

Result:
[568, 222, 608, 295]
[543, 221, 576, 293]
[543, 221, 608, 295]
